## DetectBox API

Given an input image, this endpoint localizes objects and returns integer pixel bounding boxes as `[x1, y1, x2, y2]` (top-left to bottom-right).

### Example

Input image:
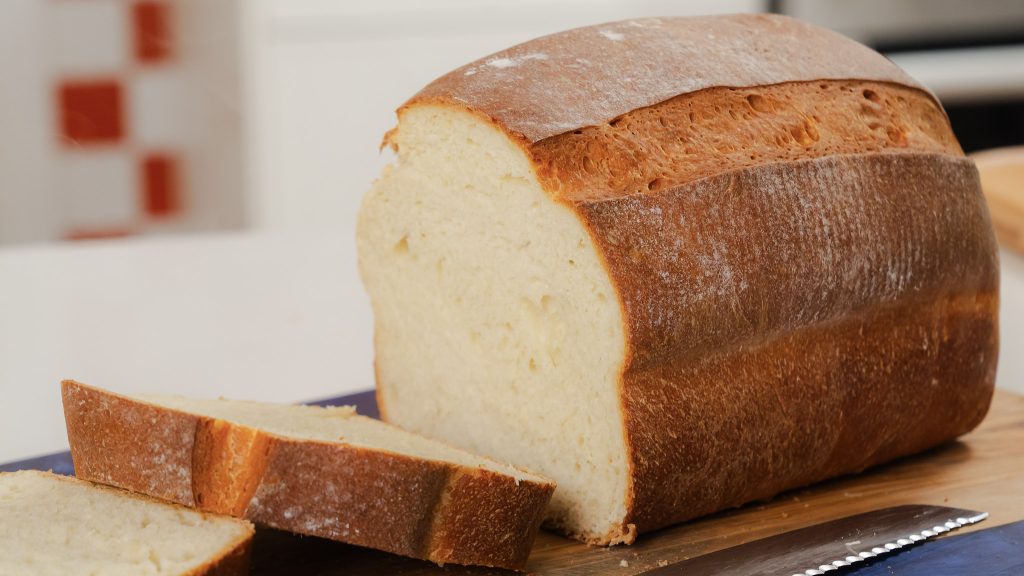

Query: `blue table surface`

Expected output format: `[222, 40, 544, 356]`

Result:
[0, 389, 379, 475]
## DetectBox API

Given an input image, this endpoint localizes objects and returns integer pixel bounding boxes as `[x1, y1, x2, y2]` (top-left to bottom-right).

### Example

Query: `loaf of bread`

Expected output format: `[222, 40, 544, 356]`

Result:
[62, 380, 553, 570]
[356, 14, 999, 545]
[0, 470, 253, 576]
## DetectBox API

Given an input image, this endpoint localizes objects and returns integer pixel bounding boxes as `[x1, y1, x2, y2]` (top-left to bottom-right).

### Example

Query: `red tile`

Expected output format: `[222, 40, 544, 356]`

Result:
[58, 80, 124, 144]
[142, 154, 181, 217]
[133, 1, 173, 63]
[66, 229, 134, 241]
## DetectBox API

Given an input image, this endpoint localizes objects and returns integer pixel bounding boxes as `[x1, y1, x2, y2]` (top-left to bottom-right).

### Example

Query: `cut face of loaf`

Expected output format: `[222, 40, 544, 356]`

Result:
[0, 470, 253, 576]
[62, 380, 554, 570]
[357, 14, 999, 544]
[360, 104, 631, 541]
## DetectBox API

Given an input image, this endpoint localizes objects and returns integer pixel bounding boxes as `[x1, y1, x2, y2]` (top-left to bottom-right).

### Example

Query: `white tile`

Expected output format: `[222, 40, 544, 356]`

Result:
[0, 1, 62, 245]
[58, 151, 137, 230]
[130, 70, 189, 146]
[47, 0, 128, 75]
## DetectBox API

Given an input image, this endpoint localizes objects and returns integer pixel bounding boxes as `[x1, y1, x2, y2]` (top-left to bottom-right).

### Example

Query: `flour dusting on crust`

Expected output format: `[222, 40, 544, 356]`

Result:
[408, 14, 925, 142]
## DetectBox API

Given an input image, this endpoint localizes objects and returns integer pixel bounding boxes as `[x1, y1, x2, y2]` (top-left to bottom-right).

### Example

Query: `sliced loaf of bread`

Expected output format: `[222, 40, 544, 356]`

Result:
[62, 380, 554, 570]
[356, 14, 998, 544]
[0, 470, 252, 576]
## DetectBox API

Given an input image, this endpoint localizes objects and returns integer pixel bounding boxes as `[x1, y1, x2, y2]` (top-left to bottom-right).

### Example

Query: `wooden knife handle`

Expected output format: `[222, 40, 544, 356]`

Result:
[973, 146, 1024, 255]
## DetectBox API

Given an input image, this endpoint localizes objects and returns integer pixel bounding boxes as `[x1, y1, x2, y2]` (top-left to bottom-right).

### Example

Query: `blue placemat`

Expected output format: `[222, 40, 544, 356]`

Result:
[845, 520, 1024, 575]
[0, 389, 379, 474]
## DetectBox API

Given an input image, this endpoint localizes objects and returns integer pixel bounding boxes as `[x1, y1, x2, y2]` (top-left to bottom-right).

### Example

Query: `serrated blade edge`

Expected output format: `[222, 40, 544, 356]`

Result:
[791, 511, 989, 575]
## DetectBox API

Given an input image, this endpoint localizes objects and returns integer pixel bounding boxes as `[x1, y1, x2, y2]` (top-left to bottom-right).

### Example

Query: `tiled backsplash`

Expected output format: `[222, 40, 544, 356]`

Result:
[2, 0, 767, 247]
[0, 0, 245, 246]
[8, 0, 1016, 249]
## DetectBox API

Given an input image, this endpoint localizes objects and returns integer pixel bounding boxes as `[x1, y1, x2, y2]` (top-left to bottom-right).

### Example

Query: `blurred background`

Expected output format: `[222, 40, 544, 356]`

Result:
[1, 0, 1023, 462]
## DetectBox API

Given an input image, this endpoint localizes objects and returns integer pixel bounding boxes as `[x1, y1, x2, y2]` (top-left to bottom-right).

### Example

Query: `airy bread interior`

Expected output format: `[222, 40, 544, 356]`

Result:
[140, 393, 547, 483]
[357, 104, 629, 542]
[0, 470, 250, 576]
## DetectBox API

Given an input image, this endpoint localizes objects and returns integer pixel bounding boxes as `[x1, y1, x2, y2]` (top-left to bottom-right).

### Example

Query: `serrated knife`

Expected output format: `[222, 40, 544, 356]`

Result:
[641, 505, 987, 576]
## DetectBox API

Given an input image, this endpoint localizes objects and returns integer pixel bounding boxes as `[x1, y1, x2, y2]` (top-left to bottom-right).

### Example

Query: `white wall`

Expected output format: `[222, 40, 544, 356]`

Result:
[243, 0, 766, 233]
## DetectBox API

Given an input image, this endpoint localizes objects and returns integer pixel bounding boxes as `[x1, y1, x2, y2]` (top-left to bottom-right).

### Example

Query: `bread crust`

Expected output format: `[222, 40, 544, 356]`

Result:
[577, 153, 998, 538]
[62, 380, 553, 570]
[383, 14, 1000, 545]
[405, 14, 926, 144]
[531, 80, 960, 201]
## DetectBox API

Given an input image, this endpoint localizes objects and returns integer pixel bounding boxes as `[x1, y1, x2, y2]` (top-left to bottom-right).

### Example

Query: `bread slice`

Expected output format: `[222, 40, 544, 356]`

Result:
[0, 470, 252, 576]
[356, 15, 998, 544]
[62, 380, 554, 570]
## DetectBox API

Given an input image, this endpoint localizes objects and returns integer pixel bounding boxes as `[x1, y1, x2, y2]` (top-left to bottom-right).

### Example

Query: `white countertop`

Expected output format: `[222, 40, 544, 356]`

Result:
[1, 232, 1022, 463]
[0, 232, 374, 463]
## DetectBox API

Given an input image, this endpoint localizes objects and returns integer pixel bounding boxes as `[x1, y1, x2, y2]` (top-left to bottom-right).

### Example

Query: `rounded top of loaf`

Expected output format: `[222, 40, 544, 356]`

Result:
[403, 14, 927, 143]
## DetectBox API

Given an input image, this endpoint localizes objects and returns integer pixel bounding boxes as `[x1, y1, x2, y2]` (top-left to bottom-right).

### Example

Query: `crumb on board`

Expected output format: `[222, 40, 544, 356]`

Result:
[619, 559, 629, 567]
[657, 560, 669, 567]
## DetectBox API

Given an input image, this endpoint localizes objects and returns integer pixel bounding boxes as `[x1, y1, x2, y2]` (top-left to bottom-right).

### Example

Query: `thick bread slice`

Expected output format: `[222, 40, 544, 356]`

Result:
[62, 380, 554, 570]
[357, 14, 999, 545]
[0, 470, 252, 576]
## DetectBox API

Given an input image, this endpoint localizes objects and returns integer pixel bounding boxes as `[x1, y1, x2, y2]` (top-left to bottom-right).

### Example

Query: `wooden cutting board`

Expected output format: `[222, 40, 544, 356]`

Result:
[4, 390, 1021, 574]
[246, 390, 1024, 575]
[974, 146, 1024, 255]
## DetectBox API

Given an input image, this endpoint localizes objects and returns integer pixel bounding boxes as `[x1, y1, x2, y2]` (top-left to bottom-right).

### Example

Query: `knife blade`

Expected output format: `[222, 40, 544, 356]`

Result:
[640, 505, 987, 576]
[844, 519, 1024, 576]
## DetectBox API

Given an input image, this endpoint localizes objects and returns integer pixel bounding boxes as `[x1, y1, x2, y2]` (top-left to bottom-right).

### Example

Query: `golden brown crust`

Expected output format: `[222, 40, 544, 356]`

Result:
[241, 436, 449, 557]
[533, 80, 960, 201]
[426, 469, 550, 568]
[576, 153, 999, 535]
[576, 154, 996, 369]
[193, 418, 272, 517]
[61, 380, 553, 571]
[62, 382, 198, 507]
[406, 14, 926, 144]
[620, 293, 997, 533]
